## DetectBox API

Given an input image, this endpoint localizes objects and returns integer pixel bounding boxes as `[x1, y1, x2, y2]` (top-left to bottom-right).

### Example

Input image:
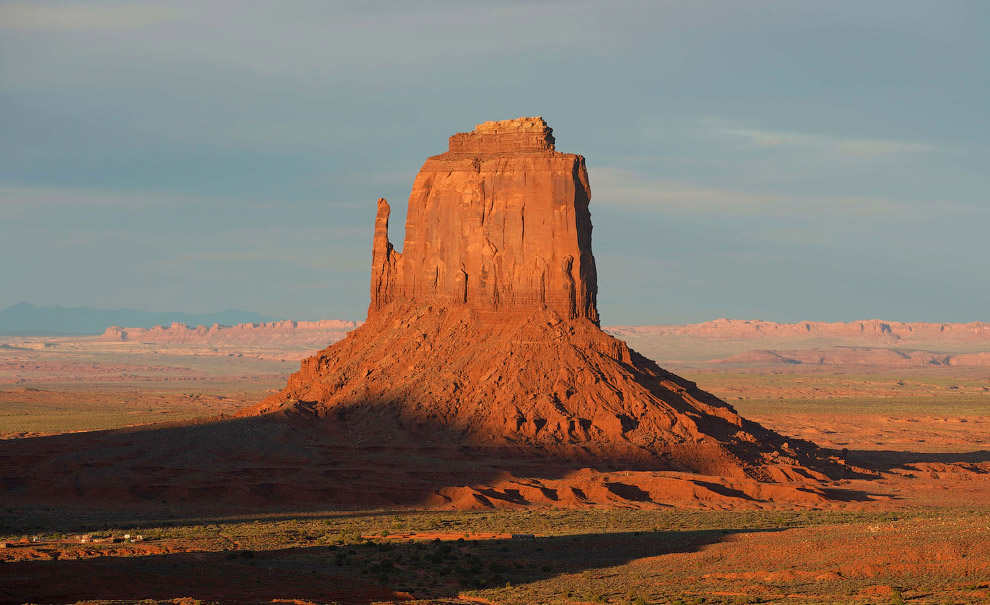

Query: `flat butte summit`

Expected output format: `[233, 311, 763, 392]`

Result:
[237, 117, 851, 507]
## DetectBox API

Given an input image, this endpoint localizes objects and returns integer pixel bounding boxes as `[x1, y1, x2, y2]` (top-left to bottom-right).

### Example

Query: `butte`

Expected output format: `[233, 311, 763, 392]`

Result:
[240, 117, 847, 503]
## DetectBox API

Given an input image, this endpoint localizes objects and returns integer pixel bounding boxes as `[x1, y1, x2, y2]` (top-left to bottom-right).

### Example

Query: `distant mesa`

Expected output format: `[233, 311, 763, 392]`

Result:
[608, 318, 990, 344]
[99, 319, 360, 348]
[607, 318, 990, 367]
[92, 315, 990, 367]
[91, 316, 990, 367]
[241, 117, 846, 486]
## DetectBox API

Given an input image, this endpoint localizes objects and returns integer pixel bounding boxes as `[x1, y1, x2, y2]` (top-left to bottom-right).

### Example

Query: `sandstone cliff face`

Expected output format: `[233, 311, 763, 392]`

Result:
[370, 116, 598, 323]
[242, 118, 844, 487]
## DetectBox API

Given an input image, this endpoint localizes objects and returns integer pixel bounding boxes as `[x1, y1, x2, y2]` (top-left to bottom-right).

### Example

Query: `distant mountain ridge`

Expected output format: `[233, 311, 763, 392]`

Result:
[0, 302, 277, 335]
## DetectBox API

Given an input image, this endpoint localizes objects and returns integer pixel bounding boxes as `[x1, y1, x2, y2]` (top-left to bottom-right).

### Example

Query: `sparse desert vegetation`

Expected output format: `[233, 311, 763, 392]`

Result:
[0, 336, 286, 437]
[1, 507, 988, 603]
[1, 331, 988, 603]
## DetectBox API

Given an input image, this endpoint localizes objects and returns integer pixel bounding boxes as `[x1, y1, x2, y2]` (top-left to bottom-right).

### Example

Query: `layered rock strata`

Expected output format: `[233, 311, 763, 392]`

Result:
[370, 116, 597, 323]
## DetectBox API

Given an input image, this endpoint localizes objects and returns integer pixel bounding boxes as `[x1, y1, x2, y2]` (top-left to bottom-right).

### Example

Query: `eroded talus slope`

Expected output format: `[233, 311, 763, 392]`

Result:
[241, 303, 837, 483]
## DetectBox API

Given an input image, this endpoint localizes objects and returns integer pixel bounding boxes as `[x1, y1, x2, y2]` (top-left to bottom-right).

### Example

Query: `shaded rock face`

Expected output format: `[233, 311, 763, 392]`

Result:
[243, 117, 841, 485]
[371, 116, 598, 323]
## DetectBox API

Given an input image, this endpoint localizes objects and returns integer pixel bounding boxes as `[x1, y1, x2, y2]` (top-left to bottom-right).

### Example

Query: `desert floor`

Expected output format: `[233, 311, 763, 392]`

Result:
[1, 334, 987, 604]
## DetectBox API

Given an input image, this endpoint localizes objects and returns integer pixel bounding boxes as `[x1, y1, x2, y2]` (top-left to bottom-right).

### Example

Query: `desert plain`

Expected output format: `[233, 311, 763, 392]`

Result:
[1, 317, 988, 604]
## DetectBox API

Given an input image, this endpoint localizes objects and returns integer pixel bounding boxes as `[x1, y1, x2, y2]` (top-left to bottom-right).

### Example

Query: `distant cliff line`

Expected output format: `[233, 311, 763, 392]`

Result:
[607, 318, 990, 344]
[99, 319, 361, 347]
[93, 317, 990, 347]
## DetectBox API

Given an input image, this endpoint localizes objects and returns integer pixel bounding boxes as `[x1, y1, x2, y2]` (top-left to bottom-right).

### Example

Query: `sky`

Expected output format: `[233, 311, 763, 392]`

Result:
[1, 0, 987, 325]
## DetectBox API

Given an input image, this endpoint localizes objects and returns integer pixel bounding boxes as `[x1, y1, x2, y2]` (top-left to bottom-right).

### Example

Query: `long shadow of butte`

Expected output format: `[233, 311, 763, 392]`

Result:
[0, 528, 782, 605]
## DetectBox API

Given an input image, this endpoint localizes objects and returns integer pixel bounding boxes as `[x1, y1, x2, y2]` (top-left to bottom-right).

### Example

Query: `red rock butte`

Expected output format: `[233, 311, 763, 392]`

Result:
[371, 116, 597, 323]
[242, 117, 844, 487]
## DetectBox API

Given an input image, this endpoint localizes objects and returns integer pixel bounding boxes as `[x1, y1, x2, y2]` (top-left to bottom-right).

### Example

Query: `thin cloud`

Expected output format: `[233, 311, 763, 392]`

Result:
[0, 184, 369, 221]
[0, 2, 192, 31]
[150, 243, 368, 273]
[0, 0, 627, 90]
[702, 121, 936, 158]
[0, 184, 243, 223]
[592, 168, 913, 216]
[0, 185, 160, 219]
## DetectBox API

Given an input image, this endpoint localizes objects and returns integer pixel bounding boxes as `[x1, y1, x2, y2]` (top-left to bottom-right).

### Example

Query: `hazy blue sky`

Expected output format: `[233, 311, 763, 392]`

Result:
[2, 1, 987, 324]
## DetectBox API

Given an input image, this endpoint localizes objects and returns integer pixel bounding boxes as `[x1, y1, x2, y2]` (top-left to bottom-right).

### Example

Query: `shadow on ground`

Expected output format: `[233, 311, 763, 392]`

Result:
[0, 528, 778, 605]
[846, 449, 990, 472]
[0, 399, 875, 530]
